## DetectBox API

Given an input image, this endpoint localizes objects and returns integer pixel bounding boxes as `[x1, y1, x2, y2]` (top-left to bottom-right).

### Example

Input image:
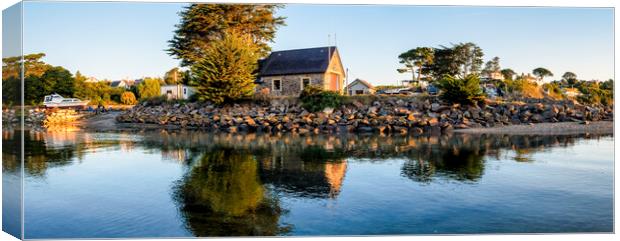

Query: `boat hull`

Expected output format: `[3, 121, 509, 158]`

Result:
[44, 101, 89, 108]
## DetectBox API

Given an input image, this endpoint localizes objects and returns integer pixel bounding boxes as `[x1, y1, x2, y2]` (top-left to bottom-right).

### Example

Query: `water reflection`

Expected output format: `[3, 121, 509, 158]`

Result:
[175, 148, 292, 236]
[3, 128, 612, 236]
[5, 128, 609, 183]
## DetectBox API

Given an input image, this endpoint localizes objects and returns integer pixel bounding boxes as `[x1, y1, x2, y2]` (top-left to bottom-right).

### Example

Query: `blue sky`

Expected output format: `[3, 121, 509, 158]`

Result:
[22, 2, 614, 84]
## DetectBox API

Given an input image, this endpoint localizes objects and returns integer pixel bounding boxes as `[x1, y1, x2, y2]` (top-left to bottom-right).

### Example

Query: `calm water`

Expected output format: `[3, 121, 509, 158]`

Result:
[2, 128, 614, 238]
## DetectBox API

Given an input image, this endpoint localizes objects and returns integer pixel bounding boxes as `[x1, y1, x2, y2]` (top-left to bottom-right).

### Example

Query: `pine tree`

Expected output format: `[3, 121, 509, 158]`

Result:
[191, 31, 259, 104]
[168, 4, 285, 67]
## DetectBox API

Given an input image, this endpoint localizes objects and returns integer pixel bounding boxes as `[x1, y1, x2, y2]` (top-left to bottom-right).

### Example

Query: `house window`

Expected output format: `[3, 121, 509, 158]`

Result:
[272, 79, 281, 91]
[166, 90, 173, 95]
[301, 78, 311, 90]
[183, 88, 187, 95]
[355, 90, 364, 95]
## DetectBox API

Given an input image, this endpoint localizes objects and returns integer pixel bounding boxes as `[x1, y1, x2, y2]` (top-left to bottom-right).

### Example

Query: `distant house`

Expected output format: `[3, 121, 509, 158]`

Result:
[346, 79, 374, 95]
[110, 80, 128, 89]
[161, 84, 195, 100]
[564, 88, 582, 98]
[85, 77, 99, 83]
[255, 46, 346, 96]
[401, 79, 429, 89]
[481, 71, 503, 81]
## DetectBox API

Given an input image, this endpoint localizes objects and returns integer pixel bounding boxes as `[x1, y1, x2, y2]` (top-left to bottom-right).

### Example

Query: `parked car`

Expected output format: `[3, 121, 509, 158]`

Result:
[427, 85, 439, 95]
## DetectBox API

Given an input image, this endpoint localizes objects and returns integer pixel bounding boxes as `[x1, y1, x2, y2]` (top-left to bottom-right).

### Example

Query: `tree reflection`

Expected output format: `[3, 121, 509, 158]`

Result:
[174, 148, 291, 236]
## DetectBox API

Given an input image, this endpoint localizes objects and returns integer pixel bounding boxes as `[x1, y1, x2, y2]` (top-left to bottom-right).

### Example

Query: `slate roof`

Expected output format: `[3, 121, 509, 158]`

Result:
[258, 46, 337, 77]
[110, 80, 124, 87]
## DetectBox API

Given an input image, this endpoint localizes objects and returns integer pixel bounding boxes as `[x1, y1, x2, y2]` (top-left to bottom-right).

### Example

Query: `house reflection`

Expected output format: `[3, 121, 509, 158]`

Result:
[258, 153, 347, 199]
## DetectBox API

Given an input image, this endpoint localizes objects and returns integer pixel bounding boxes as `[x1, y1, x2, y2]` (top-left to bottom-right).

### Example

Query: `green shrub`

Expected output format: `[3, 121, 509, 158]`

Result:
[299, 85, 343, 112]
[252, 87, 272, 105]
[577, 85, 612, 106]
[436, 74, 485, 104]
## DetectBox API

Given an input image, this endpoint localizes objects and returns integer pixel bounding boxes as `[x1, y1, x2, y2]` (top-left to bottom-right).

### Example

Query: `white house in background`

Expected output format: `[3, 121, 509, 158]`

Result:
[563, 88, 582, 98]
[161, 84, 195, 100]
[401, 79, 429, 89]
[346, 79, 374, 95]
[110, 80, 128, 89]
[481, 71, 504, 82]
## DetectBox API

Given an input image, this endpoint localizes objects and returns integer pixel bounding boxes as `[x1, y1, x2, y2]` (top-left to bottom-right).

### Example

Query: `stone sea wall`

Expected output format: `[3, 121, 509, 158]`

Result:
[115, 97, 614, 135]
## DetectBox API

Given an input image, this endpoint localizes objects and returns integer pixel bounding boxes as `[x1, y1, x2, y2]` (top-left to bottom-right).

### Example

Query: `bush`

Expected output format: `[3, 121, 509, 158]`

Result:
[253, 87, 271, 105]
[436, 74, 485, 104]
[577, 84, 613, 106]
[137, 78, 162, 100]
[120, 91, 138, 105]
[299, 85, 343, 112]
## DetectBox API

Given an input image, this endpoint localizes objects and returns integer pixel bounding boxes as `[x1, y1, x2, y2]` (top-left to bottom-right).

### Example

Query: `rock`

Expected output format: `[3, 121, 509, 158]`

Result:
[298, 127, 310, 135]
[430, 103, 441, 112]
[442, 123, 454, 132]
[323, 107, 334, 115]
[530, 114, 544, 123]
[407, 113, 416, 121]
[352, 101, 365, 109]
[411, 127, 424, 135]
[357, 126, 373, 132]
[392, 125, 408, 134]
[427, 117, 439, 126]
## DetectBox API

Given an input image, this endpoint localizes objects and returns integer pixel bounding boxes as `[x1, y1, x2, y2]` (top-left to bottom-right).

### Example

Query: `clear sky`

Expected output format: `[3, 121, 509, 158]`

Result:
[22, 2, 614, 85]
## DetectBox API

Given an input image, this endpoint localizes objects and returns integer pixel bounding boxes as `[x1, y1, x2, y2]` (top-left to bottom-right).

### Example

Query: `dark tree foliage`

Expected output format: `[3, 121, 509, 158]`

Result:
[168, 4, 286, 67]
[2, 53, 51, 80]
[428, 47, 460, 79]
[22, 66, 75, 105]
[500, 68, 516, 80]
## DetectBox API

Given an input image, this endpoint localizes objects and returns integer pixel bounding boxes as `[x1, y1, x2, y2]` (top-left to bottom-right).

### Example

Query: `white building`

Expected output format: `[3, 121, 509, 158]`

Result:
[161, 84, 195, 100]
[346, 79, 374, 95]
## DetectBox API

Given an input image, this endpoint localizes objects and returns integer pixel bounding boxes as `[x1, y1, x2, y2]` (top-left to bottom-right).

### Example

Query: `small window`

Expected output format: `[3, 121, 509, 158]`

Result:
[355, 90, 364, 95]
[183, 88, 187, 94]
[272, 79, 281, 91]
[166, 90, 172, 95]
[301, 78, 310, 90]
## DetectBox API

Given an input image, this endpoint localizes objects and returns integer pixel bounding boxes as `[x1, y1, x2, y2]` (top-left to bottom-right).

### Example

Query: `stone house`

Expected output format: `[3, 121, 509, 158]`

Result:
[255, 46, 346, 96]
[346, 79, 374, 95]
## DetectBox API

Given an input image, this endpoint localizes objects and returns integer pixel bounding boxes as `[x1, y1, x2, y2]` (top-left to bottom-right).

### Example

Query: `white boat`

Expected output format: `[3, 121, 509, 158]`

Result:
[43, 94, 89, 108]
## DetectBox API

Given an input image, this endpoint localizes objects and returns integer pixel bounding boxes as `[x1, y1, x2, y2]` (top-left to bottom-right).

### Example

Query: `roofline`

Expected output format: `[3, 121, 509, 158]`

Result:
[259, 71, 327, 77]
[347, 79, 373, 88]
[269, 46, 337, 54]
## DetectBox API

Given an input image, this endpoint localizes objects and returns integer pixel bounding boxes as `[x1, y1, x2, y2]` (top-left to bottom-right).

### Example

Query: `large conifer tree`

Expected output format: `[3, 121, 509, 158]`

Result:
[168, 4, 285, 67]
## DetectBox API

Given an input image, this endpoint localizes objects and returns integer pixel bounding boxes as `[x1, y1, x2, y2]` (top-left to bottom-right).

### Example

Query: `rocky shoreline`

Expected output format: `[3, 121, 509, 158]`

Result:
[114, 97, 614, 135]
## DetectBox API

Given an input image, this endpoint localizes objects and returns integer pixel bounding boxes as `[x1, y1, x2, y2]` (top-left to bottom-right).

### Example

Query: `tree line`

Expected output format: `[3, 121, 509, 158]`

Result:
[397, 44, 613, 106]
[1, 53, 194, 106]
